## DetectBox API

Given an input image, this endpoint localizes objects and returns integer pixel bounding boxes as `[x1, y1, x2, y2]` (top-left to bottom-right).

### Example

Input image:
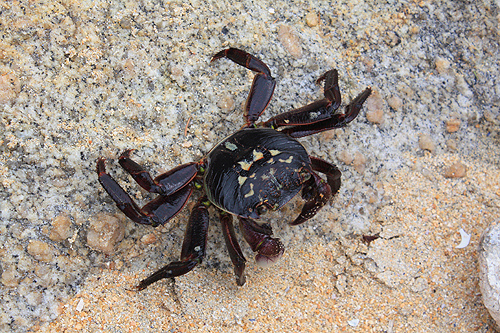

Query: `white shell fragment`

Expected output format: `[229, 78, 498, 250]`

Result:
[456, 228, 471, 249]
[347, 318, 360, 327]
[76, 299, 84, 312]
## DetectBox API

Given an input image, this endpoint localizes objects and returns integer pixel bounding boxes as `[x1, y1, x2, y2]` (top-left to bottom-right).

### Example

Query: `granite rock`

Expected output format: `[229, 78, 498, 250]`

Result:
[479, 222, 500, 327]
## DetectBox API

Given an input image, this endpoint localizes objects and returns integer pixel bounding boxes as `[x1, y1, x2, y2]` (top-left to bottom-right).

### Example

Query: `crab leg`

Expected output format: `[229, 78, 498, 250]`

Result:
[263, 69, 342, 128]
[281, 87, 372, 138]
[238, 218, 284, 267]
[97, 158, 193, 227]
[316, 69, 342, 105]
[311, 156, 342, 195]
[290, 171, 331, 226]
[219, 211, 247, 286]
[211, 48, 276, 125]
[290, 158, 341, 225]
[135, 196, 210, 290]
[119, 149, 198, 196]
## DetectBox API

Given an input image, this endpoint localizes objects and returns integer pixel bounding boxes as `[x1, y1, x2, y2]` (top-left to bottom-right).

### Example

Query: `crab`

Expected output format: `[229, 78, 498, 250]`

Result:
[96, 48, 371, 289]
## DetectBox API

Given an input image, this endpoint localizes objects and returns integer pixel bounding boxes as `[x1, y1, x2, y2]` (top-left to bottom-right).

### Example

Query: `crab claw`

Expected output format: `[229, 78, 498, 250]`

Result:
[239, 218, 284, 267]
[290, 172, 331, 225]
[255, 240, 284, 268]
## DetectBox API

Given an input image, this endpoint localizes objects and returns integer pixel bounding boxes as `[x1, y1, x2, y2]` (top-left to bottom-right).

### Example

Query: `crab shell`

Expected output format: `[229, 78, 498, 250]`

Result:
[204, 127, 312, 219]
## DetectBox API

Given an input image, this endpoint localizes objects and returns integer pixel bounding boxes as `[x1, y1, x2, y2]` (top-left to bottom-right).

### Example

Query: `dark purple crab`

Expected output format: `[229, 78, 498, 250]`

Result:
[96, 48, 371, 289]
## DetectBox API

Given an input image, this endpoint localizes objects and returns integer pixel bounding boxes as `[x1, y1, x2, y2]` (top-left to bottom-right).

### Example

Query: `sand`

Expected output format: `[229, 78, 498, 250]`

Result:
[0, 0, 499, 332]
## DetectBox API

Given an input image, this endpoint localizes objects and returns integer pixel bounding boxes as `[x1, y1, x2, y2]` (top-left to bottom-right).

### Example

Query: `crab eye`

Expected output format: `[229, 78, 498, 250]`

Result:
[256, 204, 268, 216]
[299, 170, 311, 181]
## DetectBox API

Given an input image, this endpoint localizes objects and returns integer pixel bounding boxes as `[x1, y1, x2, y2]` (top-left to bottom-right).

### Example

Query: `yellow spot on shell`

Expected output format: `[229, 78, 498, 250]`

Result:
[279, 156, 294, 164]
[224, 142, 238, 151]
[253, 150, 264, 161]
[244, 183, 254, 198]
[269, 150, 281, 156]
[238, 176, 247, 186]
[238, 160, 252, 171]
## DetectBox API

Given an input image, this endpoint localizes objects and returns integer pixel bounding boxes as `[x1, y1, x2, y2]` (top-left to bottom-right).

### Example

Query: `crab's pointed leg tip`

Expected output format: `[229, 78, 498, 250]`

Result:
[133, 284, 146, 292]
[124, 285, 141, 292]
[210, 50, 226, 63]
[236, 275, 246, 286]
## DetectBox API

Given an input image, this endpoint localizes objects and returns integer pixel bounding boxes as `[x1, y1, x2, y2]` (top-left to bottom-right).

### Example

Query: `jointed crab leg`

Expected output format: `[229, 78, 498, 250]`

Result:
[135, 196, 210, 290]
[119, 150, 198, 196]
[97, 158, 193, 227]
[263, 69, 342, 128]
[290, 157, 342, 225]
[238, 218, 284, 267]
[141, 186, 194, 227]
[316, 68, 342, 106]
[219, 211, 247, 286]
[211, 48, 276, 125]
[281, 87, 372, 138]
[290, 171, 331, 225]
[311, 156, 342, 195]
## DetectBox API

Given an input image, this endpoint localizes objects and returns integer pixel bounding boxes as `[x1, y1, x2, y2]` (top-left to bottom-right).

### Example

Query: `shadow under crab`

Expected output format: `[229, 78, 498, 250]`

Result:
[96, 48, 371, 289]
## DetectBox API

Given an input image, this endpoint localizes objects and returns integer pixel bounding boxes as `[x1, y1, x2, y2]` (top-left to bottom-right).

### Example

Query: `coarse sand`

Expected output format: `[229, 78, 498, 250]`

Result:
[0, 0, 499, 332]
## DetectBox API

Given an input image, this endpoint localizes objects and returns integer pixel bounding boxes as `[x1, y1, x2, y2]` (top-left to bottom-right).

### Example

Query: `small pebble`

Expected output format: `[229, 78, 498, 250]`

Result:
[1, 265, 20, 287]
[418, 134, 436, 153]
[352, 151, 367, 173]
[119, 17, 132, 29]
[170, 64, 183, 79]
[365, 90, 384, 124]
[456, 74, 473, 98]
[278, 25, 302, 58]
[367, 189, 379, 204]
[384, 30, 400, 47]
[411, 277, 429, 293]
[87, 213, 125, 254]
[446, 118, 461, 133]
[444, 162, 467, 178]
[336, 274, 347, 295]
[49, 214, 73, 242]
[435, 57, 451, 74]
[410, 25, 420, 34]
[76, 299, 85, 312]
[27, 240, 58, 263]
[305, 11, 320, 27]
[361, 56, 375, 72]
[348, 318, 360, 327]
[366, 98, 382, 118]
[141, 233, 157, 245]
[0, 72, 21, 104]
[123, 59, 135, 77]
[338, 150, 354, 165]
[484, 110, 498, 123]
[446, 139, 457, 151]
[387, 95, 402, 111]
[216, 94, 235, 112]
[25, 290, 43, 307]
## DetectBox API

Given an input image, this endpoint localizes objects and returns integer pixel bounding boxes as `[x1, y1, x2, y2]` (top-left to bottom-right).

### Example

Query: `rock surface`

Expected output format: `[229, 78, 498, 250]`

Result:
[0, 0, 499, 332]
[479, 222, 500, 328]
